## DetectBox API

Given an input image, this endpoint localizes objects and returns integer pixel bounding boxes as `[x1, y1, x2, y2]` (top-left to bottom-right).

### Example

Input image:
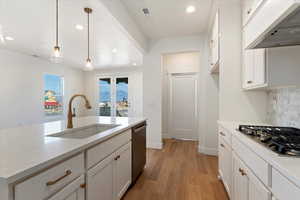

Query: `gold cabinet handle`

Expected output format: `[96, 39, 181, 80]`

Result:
[46, 170, 72, 186]
[114, 155, 120, 161]
[220, 144, 225, 148]
[247, 8, 252, 14]
[239, 168, 247, 176]
[247, 80, 253, 84]
[80, 183, 86, 189]
[220, 132, 226, 136]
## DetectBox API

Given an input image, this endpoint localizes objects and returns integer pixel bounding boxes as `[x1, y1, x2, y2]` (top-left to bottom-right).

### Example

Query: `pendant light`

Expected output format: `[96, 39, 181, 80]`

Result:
[84, 7, 93, 71]
[53, 0, 61, 58]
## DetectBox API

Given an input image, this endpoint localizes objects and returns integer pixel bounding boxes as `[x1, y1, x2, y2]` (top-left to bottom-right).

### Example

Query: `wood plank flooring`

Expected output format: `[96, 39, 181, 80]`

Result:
[123, 139, 229, 200]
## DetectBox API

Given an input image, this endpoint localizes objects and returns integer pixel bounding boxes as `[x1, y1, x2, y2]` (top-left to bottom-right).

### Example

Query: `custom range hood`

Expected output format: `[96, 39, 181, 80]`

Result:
[247, 0, 300, 49]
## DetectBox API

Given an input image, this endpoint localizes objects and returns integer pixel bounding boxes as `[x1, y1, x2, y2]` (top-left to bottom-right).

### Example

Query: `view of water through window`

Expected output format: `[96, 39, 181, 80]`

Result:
[99, 77, 129, 117]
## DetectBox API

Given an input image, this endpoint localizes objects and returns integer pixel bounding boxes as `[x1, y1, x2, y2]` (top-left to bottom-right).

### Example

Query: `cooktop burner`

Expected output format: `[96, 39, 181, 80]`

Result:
[238, 125, 300, 156]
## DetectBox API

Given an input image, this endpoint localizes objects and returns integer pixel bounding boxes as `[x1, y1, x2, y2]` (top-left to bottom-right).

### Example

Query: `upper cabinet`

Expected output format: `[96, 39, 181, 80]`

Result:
[210, 11, 220, 74]
[242, 0, 264, 26]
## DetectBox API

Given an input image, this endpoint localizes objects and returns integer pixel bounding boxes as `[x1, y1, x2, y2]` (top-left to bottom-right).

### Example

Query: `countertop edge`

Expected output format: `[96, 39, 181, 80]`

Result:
[2, 118, 147, 184]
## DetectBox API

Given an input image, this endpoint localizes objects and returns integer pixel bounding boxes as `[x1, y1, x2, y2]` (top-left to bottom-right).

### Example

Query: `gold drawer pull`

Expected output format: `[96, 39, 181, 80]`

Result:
[239, 168, 247, 176]
[220, 132, 226, 136]
[220, 144, 225, 148]
[114, 155, 120, 161]
[46, 170, 72, 186]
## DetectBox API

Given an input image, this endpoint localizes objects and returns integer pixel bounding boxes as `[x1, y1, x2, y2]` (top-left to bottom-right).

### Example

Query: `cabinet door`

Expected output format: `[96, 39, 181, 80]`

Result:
[87, 154, 115, 200]
[233, 154, 249, 200]
[253, 49, 266, 86]
[244, 50, 254, 87]
[219, 139, 232, 196]
[249, 171, 271, 200]
[114, 143, 132, 200]
[48, 176, 85, 200]
[210, 11, 219, 68]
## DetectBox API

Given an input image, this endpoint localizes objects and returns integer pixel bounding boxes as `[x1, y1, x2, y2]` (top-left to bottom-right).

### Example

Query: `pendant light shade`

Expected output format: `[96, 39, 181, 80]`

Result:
[53, 0, 61, 58]
[84, 7, 93, 71]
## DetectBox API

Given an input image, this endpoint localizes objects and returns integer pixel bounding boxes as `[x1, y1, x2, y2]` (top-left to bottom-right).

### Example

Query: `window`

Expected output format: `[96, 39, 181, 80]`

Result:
[44, 74, 64, 116]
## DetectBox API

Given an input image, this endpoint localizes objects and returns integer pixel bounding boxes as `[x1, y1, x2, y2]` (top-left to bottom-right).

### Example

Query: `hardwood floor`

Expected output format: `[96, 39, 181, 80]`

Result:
[123, 139, 229, 200]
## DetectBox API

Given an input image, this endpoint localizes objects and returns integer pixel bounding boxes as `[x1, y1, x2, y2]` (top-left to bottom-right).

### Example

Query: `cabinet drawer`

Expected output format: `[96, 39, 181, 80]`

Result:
[232, 137, 270, 186]
[219, 126, 231, 145]
[272, 168, 300, 200]
[87, 129, 131, 169]
[15, 153, 84, 200]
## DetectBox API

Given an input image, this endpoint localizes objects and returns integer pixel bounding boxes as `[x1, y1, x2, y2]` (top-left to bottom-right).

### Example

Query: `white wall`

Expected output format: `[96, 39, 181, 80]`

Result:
[0, 49, 85, 129]
[218, 1, 267, 122]
[162, 52, 200, 138]
[143, 35, 219, 151]
[83, 66, 143, 118]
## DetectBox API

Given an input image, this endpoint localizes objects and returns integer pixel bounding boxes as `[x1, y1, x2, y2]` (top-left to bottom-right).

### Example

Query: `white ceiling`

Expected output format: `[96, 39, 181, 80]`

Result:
[121, 0, 213, 40]
[0, 0, 143, 69]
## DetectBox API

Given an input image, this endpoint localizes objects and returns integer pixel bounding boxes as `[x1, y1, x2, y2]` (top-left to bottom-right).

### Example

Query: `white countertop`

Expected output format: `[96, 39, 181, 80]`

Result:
[218, 121, 300, 188]
[0, 116, 146, 183]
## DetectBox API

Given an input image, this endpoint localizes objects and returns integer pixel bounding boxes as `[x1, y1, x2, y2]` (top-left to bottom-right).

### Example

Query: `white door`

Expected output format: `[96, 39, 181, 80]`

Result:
[219, 139, 232, 197]
[233, 154, 249, 200]
[87, 154, 115, 200]
[98, 76, 132, 117]
[48, 176, 85, 200]
[114, 143, 132, 200]
[169, 74, 198, 140]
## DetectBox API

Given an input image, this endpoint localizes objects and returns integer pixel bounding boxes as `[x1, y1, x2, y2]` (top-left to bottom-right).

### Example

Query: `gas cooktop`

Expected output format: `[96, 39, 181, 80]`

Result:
[238, 125, 300, 156]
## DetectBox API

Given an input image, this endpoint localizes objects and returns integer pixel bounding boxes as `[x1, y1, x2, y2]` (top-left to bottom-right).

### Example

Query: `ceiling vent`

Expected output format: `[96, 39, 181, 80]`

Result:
[142, 8, 150, 16]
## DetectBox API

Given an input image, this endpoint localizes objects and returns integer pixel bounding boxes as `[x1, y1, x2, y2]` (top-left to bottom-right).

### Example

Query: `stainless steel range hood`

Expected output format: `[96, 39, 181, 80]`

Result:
[252, 6, 300, 49]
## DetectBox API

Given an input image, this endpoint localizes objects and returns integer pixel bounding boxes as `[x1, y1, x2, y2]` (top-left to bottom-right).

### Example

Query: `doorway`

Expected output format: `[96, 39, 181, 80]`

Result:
[162, 51, 200, 140]
[98, 76, 130, 117]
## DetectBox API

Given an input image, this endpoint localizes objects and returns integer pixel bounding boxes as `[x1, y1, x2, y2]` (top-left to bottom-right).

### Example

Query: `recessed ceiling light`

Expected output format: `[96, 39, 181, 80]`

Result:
[5, 36, 14, 41]
[112, 48, 117, 53]
[75, 24, 84, 30]
[186, 5, 196, 13]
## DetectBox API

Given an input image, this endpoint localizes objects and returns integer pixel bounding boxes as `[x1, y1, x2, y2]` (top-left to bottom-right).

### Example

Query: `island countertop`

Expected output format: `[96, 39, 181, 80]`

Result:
[0, 116, 146, 184]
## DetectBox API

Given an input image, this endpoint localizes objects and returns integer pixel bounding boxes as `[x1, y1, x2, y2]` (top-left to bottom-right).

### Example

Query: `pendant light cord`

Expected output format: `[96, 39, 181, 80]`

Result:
[56, 0, 59, 47]
[87, 10, 90, 60]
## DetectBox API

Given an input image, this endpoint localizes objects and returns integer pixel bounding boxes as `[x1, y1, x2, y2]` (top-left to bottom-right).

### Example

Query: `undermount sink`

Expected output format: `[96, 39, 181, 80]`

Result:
[48, 124, 120, 139]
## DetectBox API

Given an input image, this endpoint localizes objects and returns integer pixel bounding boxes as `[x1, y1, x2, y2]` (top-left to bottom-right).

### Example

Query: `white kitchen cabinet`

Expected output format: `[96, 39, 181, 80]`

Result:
[219, 138, 232, 197]
[210, 11, 219, 74]
[232, 154, 271, 200]
[87, 142, 131, 200]
[114, 142, 132, 199]
[48, 175, 85, 200]
[243, 48, 266, 89]
[242, 0, 265, 26]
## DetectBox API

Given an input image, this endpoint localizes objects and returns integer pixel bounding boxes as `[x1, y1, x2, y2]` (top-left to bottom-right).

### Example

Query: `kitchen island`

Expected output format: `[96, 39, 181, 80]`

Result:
[0, 116, 146, 200]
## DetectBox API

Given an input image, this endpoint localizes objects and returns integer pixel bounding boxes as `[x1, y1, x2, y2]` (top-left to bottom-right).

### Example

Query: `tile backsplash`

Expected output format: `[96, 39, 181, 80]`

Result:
[267, 87, 300, 128]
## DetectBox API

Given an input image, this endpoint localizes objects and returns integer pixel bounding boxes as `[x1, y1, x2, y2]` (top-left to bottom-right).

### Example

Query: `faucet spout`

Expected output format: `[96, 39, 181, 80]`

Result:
[67, 94, 92, 129]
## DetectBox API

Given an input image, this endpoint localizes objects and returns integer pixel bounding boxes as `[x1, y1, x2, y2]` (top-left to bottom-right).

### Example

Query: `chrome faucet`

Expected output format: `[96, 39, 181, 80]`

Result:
[67, 94, 92, 129]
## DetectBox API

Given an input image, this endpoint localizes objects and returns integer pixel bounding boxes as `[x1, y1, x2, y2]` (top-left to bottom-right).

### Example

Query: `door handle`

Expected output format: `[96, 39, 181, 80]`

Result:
[134, 125, 146, 133]
[219, 132, 226, 136]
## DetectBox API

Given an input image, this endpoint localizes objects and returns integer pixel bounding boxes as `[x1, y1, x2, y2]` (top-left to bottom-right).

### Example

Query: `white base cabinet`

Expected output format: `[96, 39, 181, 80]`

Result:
[87, 142, 132, 200]
[48, 176, 85, 200]
[232, 153, 271, 200]
[219, 137, 232, 197]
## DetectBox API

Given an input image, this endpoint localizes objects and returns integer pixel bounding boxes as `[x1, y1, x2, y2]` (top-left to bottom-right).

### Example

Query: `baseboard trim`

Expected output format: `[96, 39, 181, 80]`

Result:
[147, 142, 163, 149]
[198, 145, 218, 156]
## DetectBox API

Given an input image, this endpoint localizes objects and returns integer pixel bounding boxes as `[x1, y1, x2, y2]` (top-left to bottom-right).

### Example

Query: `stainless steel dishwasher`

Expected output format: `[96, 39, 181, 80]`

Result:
[131, 121, 147, 184]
